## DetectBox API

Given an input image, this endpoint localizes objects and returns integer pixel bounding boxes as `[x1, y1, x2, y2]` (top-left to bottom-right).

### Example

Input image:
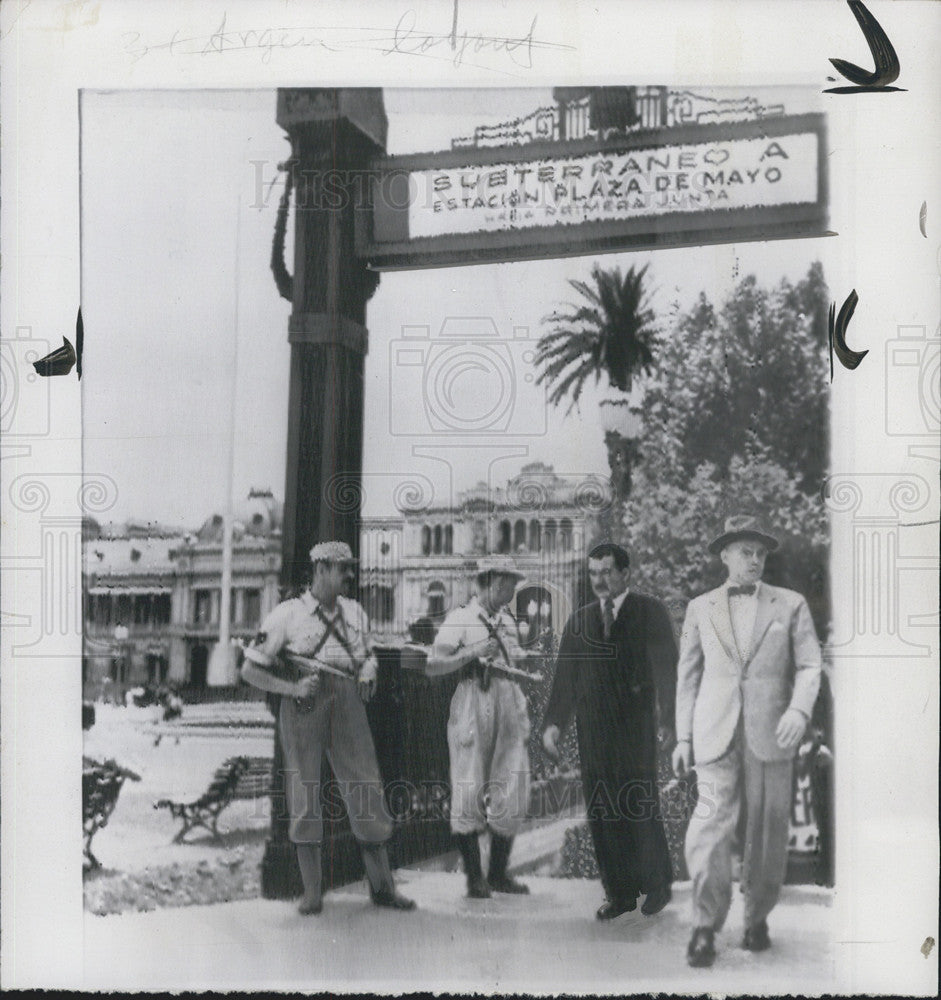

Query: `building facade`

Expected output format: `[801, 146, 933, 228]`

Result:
[361, 463, 604, 643]
[83, 467, 605, 689]
[83, 489, 283, 690]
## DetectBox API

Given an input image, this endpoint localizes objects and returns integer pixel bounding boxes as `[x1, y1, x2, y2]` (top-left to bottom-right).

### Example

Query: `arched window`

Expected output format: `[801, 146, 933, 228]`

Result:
[514, 519, 527, 551]
[427, 580, 447, 618]
[560, 518, 573, 552]
[433, 524, 442, 555]
[498, 520, 512, 554]
[421, 525, 431, 556]
[528, 519, 541, 552]
[444, 524, 453, 555]
[544, 518, 557, 553]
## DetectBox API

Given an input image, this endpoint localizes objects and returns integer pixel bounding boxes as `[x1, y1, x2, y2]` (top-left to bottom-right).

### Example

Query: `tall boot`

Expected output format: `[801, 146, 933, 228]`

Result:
[361, 842, 417, 911]
[454, 832, 490, 898]
[295, 843, 323, 915]
[488, 833, 529, 894]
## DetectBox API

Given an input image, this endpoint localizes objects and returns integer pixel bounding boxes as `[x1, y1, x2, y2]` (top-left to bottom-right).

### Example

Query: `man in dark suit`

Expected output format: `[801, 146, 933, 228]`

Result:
[542, 542, 678, 920]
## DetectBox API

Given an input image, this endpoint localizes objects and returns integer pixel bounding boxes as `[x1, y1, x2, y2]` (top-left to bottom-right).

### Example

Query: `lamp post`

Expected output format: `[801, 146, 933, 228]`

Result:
[113, 623, 129, 703]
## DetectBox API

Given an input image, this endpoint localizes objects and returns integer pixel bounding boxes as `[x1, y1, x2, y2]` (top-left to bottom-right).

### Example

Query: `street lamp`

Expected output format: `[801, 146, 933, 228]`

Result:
[113, 623, 129, 692]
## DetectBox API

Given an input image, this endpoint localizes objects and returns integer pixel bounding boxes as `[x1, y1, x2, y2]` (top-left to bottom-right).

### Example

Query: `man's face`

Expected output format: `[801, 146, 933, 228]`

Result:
[588, 555, 629, 600]
[316, 559, 355, 598]
[720, 540, 767, 585]
[489, 574, 518, 608]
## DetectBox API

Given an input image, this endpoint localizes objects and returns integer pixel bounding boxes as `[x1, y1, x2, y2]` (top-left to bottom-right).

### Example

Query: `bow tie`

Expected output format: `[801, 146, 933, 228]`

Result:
[728, 584, 757, 597]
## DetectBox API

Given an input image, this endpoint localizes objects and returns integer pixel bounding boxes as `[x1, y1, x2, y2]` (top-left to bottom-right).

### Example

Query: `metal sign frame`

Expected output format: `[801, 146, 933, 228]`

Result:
[357, 112, 828, 271]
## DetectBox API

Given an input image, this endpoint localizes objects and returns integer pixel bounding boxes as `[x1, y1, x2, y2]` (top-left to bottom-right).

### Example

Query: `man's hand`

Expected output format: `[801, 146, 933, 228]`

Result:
[542, 724, 561, 763]
[657, 725, 675, 750]
[294, 674, 320, 701]
[775, 708, 808, 750]
[475, 636, 501, 662]
[672, 740, 692, 777]
[358, 655, 379, 703]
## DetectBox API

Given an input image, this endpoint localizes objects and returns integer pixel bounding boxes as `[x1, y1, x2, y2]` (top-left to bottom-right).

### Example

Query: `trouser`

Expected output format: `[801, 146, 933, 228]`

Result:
[279, 674, 393, 845]
[586, 777, 673, 900]
[685, 728, 793, 930]
[448, 677, 531, 837]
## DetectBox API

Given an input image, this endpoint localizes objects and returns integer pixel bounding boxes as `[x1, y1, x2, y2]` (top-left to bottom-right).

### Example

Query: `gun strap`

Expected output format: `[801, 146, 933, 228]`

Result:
[476, 613, 512, 667]
[312, 602, 362, 671]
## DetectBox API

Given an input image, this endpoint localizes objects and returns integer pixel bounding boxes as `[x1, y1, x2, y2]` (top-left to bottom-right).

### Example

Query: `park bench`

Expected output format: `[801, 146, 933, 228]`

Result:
[153, 755, 272, 844]
[83, 756, 141, 870]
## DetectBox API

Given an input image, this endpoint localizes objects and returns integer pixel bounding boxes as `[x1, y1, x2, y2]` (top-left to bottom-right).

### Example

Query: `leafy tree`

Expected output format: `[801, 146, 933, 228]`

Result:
[618, 265, 830, 635]
[534, 263, 658, 413]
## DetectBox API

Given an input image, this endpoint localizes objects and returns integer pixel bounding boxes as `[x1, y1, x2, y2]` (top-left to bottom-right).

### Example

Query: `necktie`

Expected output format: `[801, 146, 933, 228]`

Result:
[728, 584, 756, 597]
[602, 597, 615, 638]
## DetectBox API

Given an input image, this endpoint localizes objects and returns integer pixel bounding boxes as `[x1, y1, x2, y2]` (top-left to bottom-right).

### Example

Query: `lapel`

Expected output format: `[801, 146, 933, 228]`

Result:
[745, 585, 778, 667]
[707, 588, 743, 669]
[610, 592, 629, 633]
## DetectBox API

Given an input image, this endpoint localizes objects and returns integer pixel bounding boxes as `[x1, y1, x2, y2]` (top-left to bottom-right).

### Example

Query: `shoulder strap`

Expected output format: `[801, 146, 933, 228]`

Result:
[476, 612, 511, 666]
[312, 602, 361, 667]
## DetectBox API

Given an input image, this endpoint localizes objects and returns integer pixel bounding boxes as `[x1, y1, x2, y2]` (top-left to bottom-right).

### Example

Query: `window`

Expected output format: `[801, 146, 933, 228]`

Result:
[153, 593, 171, 625]
[421, 525, 431, 556]
[360, 584, 394, 625]
[498, 520, 512, 554]
[116, 593, 132, 624]
[133, 594, 149, 625]
[193, 589, 213, 625]
[560, 518, 573, 552]
[529, 520, 541, 552]
[433, 524, 442, 555]
[427, 581, 446, 619]
[243, 589, 261, 627]
[444, 525, 453, 555]
[544, 519, 557, 553]
[514, 519, 527, 550]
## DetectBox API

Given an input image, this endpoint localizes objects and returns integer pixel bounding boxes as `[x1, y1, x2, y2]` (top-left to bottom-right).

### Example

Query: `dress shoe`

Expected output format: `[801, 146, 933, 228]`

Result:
[686, 927, 716, 968]
[595, 897, 637, 920]
[488, 873, 530, 894]
[466, 874, 492, 899]
[742, 919, 771, 951]
[370, 888, 417, 911]
[297, 896, 323, 916]
[641, 885, 672, 916]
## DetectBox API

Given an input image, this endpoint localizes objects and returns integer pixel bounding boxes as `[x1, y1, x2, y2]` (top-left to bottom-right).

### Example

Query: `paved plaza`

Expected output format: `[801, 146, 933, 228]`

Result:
[84, 874, 837, 994]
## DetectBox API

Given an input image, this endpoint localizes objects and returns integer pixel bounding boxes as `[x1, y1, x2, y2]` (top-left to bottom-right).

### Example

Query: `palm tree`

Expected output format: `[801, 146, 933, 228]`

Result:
[534, 263, 658, 414]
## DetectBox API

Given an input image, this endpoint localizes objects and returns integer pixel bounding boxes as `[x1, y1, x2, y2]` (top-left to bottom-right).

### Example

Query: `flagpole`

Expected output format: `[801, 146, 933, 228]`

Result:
[208, 196, 241, 686]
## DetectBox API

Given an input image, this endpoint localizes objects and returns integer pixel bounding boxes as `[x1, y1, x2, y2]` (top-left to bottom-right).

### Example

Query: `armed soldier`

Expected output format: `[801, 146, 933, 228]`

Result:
[240, 541, 415, 916]
[426, 555, 539, 899]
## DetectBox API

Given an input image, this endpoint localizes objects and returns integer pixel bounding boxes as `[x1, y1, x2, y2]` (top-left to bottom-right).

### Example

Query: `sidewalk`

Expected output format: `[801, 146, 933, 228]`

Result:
[84, 874, 836, 994]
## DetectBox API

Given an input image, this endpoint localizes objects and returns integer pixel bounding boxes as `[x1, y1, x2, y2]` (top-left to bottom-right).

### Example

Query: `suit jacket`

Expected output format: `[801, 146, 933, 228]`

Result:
[544, 592, 678, 758]
[675, 583, 822, 766]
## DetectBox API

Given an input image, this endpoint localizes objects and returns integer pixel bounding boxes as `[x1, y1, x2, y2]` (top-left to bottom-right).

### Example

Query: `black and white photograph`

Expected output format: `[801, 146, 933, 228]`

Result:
[1, 1, 938, 995]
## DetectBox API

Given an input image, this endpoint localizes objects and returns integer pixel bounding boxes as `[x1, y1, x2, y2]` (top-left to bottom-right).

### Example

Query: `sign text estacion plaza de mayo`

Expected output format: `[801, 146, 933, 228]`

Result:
[360, 111, 827, 270]
[413, 133, 815, 237]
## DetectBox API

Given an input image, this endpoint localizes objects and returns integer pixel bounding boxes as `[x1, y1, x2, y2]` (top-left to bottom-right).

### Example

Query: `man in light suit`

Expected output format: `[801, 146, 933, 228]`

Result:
[673, 515, 822, 968]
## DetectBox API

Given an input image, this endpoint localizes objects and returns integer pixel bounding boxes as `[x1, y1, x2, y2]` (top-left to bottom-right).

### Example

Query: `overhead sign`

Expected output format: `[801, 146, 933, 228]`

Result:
[358, 114, 828, 270]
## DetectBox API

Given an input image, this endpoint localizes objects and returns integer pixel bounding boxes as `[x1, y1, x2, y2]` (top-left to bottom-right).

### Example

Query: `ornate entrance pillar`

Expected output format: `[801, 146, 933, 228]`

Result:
[261, 89, 386, 898]
[277, 88, 386, 588]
